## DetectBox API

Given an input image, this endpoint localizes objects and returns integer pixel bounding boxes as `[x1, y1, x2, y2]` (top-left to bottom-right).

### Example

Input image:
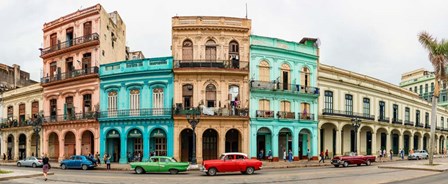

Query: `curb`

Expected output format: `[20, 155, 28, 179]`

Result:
[0, 172, 54, 181]
[378, 165, 448, 172]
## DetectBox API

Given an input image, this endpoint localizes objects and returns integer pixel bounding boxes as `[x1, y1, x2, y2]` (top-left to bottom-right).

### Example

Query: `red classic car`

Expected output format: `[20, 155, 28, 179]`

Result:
[200, 152, 263, 176]
[331, 152, 376, 167]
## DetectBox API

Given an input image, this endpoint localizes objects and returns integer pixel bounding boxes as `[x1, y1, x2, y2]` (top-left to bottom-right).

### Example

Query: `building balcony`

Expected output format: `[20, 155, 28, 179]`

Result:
[40, 33, 100, 59]
[322, 108, 375, 120]
[0, 117, 35, 129]
[404, 120, 414, 126]
[436, 126, 442, 130]
[425, 124, 431, 129]
[99, 108, 172, 120]
[174, 60, 249, 71]
[43, 112, 97, 124]
[378, 116, 390, 123]
[250, 80, 319, 96]
[41, 66, 98, 85]
[392, 118, 403, 125]
[443, 128, 448, 132]
[277, 111, 295, 120]
[173, 107, 249, 118]
[298, 112, 315, 121]
[255, 110, 275, 119]
[416, 123, 424, 128]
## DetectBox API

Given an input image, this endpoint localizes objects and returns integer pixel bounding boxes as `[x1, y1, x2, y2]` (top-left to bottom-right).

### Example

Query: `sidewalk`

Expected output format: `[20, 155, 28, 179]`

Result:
[0, 168, 54, 181]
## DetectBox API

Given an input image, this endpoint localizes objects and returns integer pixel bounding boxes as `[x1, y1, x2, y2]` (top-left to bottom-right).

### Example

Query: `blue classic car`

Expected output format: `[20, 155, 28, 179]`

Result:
[60, 155, 96, 170]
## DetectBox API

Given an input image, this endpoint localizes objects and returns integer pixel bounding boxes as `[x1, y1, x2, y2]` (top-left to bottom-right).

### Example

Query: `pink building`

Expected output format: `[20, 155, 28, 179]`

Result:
[40, 4, 127, 161]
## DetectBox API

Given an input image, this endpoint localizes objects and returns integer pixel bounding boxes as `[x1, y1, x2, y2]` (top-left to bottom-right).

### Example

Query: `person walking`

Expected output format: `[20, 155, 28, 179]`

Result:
[400, 148, 404, 160]
[383, 149, 387, 161]
[307, 149, 311, 161]
[325, 149, 329, 159]
[267, 150, 273, 162]
[288, 150, 293, 162]
[42, 153, 50, 181]
[378, 149, 383, 162]
[95, 152, 100, 166]
[319, 151, 325, 163]
[258, 149, 264, 160]
[283, 149, 286, 162]
[105, 154, 111, 170]
[389, 149, 393, 161]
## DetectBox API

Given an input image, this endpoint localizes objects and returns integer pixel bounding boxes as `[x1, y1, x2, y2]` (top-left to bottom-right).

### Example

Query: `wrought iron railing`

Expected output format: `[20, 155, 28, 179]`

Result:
[0, 116, 35, 128]
[173, 107, 249, 117]
[322, 108, 375, 120]
[44, 112, 97, 123]
[255, 110, 274, 118]
[392, 118, 403, 125]
[40, 33, 100, 56]
[174, 60, 249, 70]
[404, 120, 414, 126]
[425, 124, 431, 129]
[416, 123, 424, 128]
[277, 111, 295, 119]
[378, 116, 390, 123]
[249, 80, 319, 95]
[41, 66, 98, 84]
[298, 113, 315, 121]
[436, 126, 442, 130]
[99, 108, 172, 118]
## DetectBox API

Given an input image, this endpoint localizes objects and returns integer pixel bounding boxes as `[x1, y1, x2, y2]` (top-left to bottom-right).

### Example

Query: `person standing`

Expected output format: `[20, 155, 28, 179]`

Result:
[325, 149, 329, 159]
[389, 149, 393, 161]
[307, 149, 311, 161]
[42, 153, 50, 181]
[267, 150, 273, 162]
[378, 149, 383, 162]
[105, 154, 111, 170]
[95, 152, 100, 166]
[319, 151, 325, 163]
[400, 149, 404, 160]
[288, 150, 293, 162]
[383, 149, 387, 160]
[283, 149, 286, 162]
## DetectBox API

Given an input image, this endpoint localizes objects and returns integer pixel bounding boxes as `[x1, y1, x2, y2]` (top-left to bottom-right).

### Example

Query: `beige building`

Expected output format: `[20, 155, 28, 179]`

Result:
[171, 16, 251, 163]
[318, 64, 448, 157]
[0, 83, 43, 160]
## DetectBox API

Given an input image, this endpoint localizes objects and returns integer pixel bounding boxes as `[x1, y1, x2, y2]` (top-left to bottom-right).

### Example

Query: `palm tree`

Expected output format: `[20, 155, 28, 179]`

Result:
[418, 32, 448, 165]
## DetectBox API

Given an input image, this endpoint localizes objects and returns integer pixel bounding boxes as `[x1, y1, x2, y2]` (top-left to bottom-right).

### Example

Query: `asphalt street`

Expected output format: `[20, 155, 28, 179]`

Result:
[1, 160, 445, 184]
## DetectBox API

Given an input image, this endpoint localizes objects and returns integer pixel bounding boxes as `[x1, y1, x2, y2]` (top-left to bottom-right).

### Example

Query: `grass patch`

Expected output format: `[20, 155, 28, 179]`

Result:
[0, 170, 12, 174]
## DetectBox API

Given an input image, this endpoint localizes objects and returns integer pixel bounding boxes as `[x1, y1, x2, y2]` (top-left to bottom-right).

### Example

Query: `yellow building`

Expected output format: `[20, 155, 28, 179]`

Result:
[171, 16, 251, 163]
[1, 83, 43, 160]
[318, 64, 448, 157]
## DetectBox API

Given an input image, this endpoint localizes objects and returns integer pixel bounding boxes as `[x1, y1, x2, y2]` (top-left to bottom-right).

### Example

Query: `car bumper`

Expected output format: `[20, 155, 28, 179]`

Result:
[199, 166, 208, 173]
[331, 160, 342, 165]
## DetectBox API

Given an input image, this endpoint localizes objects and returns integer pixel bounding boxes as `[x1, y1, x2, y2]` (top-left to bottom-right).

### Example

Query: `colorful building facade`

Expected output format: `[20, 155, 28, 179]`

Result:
[98, 57, 174, 164]
[171, 16, 251, 163]
[249, 35, 320, 161]
[39, 4, 127, 161]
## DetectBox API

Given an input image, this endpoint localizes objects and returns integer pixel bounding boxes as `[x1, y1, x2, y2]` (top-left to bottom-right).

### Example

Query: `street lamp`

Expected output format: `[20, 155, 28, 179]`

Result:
[32, 115, 43, 157]
[351, 117, 362, 154]
[186, 107, 200, 165]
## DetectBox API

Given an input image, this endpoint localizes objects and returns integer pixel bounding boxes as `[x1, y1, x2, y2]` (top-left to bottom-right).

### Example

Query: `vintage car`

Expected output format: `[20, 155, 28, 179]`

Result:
[200, 152, 263, 176]
[130, 156, 190, 174]
[17, 157, 43, 168]
[331, 152, 376, 167]
[60, 155, 97, 170]
[408, 150, 429, 160]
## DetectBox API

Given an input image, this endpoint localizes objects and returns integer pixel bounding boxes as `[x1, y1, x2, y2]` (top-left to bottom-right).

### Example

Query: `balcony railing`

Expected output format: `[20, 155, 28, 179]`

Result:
[41, 67, 99, 84]
[404, 120, 414, 126]
[0, 117, 35, 129]
[298, 113, 315, 121]
[40, 33, 100, 56]
[378, 116, 390, 123]
[44, 112, 97, 123]
[443, 128, 448, 132]
[173, 107, 249, 117]
[250, 80, 320, 95]
[425, 124, 431, 129]
[392, 118, 403, 125]
[436, 126, 442, 130]
[322, 109, 375, 120]
[277, 111, 295, 120]
[99, 108, 172, 118]
[416, 123, 424, 128]
[174, 60, 249, 70]
[255, 110, 274, 119]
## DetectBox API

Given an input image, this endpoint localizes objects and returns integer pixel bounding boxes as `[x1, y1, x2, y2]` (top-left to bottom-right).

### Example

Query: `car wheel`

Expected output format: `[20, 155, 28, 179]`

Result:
[17, 162, 21, 167]
[61, 164, 67, 170]
[343, 161, 349, 167]
[334, 165, 340, 167]
[82, 165, 88, 170]
[245, 167, 255, 175]
[169, 169, 179, 175]
[366, 160, 371, 166]
[32, 163, 37, 168]
[135, 167, 145, 174]
[207, 168, 217, 176]
[241, 171, 247, 174]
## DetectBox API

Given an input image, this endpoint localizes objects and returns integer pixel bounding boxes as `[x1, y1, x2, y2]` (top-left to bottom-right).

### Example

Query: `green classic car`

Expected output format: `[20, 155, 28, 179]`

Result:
[130, 156, 190, 174]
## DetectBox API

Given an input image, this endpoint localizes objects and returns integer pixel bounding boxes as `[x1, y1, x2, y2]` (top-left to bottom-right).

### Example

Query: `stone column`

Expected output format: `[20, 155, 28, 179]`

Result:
[76, 137, 82, 156]
[336, 129, 342, 155]
[272, 131, 279, 161]
[59, 137, 65, 161]
[386, 133, 391, 153]
[196, 133, 203, 163]
[420, 135, 424, 150]
[372, 132, 377, 156]
[292, 128, 299, 161]
[119, 136, 127, 164]
[410, 134, 414, 151]
[249, 125, 257, 159]
[142, 132, 149, 162]
[14, 138, 19, 160]
[399, 134, 404, 155]
[356, 129, 361, 155]
[26, 135, 32, 158]
[218, 129, 225, 158]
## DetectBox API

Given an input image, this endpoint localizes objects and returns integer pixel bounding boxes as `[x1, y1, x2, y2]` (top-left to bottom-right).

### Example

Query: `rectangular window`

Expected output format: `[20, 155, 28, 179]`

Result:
[280, 101, 291, 112]
[405, 107, 410, 122]
[345, 94, 353, 115]
[419, 85, 423, 95]
[19, 104, 25, 124]
[363, 98, 370, 117]
[425, 84, 428, 93]
[442, 117, 444, 129]
[416, 110, 420, 124]
[108, 91, 118, 117]
[409, 87, 412, 91]
[393, 104, 399, 121]
[379, 101, 385, 120]
[425, 112, 429, 125]
[126, 62, 143, 68]
[258, 99, 270, 111]
[32, 101, 39, 118]
[50, 99, 57, 121]
[83, 94, 92, 114]
[431, 82, 434, 92]
[414, 86, 417, 93]
[130, 89, 140, 116]
[153, 88, 164, 115]
[324, 91, 333, 113]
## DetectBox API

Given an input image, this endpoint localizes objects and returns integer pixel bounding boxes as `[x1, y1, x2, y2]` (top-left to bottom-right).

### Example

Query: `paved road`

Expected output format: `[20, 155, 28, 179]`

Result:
[389, 172, 448, 184]
[1, 160, 445, 184]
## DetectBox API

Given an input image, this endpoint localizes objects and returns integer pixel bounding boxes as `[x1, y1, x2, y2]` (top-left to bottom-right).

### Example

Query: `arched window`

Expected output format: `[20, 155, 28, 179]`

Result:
[182, 39, 193, 61]
[31, 101, 39, 118]
[130, 89, 140, 115]
[206, 84, 217, 107]
[205, 40, 217, 61]
[259, 61, 270, 82]
[301, 102, 311, 120]
[153, 88, 164, 115]
[280, 101, 291, 112]
[301, 67, 311, 88]
[229, 40, 239, 60]
[182, 84, 193, 108]
[257, 99, 271, 118]
[108, 91, 118, 116]
[324, 91, 333, 113]
[65, 96, 74, 119]
[18, 104, 25, 124]
[281, 63, 291, 90]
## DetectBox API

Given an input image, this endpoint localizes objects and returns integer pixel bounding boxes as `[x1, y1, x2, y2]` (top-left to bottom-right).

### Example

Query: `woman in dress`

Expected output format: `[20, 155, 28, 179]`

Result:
[42, 153, 50, 181]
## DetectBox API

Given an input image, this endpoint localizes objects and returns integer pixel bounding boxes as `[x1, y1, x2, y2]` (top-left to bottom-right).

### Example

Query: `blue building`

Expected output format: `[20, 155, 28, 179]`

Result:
[98, 57, 174, 164]
[249, 35, 320, 161]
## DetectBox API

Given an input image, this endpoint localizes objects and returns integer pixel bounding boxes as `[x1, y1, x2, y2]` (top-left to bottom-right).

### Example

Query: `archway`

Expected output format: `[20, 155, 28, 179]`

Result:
[360, 126, 373, 155]
[48, 132, 59, 160]
[18, 134, 27, 160]
[81, 130, 95, 155]
[299, 129, 312, 159]
[320, 123, 337, 157]
[30, 132, 40, 157]
[391, 129, 401, 155]
[64, 131, 76, 158]
[413, 132, 422, 151]
[257, 127, 271, 160]
[180, 129, 193, 162]
[225, 129, 241, 152]
[278, 128, 292, 160]
[376, 128, 388, 152]
[106, 129, 121, 162]
[440, 135, 445, 154]
[7, 134, 14, 160]
[423, 133, 430, 151]
[127, 128, 143, 162]
[150, 128, 167, 156]
[202, 129, 218, 160]
[341, 124, 355, 154]
[403, 131, 412, 154]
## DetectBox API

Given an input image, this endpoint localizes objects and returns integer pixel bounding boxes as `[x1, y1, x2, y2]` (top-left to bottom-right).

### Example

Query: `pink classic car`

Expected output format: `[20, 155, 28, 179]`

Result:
[331, 152, 376, 167]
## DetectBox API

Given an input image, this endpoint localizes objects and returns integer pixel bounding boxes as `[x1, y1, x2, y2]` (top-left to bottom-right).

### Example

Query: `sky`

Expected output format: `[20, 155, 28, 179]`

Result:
[1, 0, 447, 85]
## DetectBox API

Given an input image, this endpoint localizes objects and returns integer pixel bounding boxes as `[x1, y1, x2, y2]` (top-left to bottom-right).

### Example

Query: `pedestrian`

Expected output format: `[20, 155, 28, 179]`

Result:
[288, 150, 293, 162]
[258, 149, 264, 160]
[127, 152, 131, 163]
[389, 149, 393, 161]
[325, 149, 329, 159]
[267, 150, 273, 162]
[319, 151, 325, 163]
[105, 154, 111, 170]
[383, 149, 387, 161]
[2, 153, 5, 160]
[95, 152, 100, 166]
[307, 149, 311, 161]
[283, 149, 286, 162]
[42, 153, 50, 181]
[400, 148, 404, 160]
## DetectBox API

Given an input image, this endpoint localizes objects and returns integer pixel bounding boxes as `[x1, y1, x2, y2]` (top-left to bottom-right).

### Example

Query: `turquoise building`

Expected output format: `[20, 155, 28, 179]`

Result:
[249, 35, 320, 161]
[98, 57, 174, 164]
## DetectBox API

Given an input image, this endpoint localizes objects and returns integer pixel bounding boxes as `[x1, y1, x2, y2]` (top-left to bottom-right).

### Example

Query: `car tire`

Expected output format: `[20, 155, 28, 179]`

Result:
[32, 163, 37, 168]
[366, 160, 371, 166]
[61, 164, 67, 170]
[82, 165, 88, 170]
[207, 168, 217, 176]
[245, 167, 255, 175]
[169, 169, 179, 175]
[17, 162, 21, 167]
[241, 171, 247, 174]
[334, 165, 339, 167]
[135, 167, 145, 174]
[343, 161, 349, 167]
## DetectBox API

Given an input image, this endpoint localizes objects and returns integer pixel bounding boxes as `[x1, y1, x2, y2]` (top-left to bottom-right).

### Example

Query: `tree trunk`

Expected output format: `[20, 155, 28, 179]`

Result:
[429, 96, 437, 165]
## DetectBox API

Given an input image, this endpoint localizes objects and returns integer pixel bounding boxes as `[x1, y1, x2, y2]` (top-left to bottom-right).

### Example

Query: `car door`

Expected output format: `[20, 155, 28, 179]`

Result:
[23, 157, 30, 166]
[235, 155, 247, 171]
[144, 157, 160, 172]
[221, 155, 236, 172]
[66, 156, 75, 168]
[158, 158, 170, 172]
[76, 156, 84, 168]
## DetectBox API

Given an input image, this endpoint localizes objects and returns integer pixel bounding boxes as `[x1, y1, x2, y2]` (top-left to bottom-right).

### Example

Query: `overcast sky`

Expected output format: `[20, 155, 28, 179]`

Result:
[1, 0, 447, 84]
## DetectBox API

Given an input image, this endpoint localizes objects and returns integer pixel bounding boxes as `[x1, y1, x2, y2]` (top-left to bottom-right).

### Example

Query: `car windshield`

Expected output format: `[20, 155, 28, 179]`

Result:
[219, 154, 226, 160]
